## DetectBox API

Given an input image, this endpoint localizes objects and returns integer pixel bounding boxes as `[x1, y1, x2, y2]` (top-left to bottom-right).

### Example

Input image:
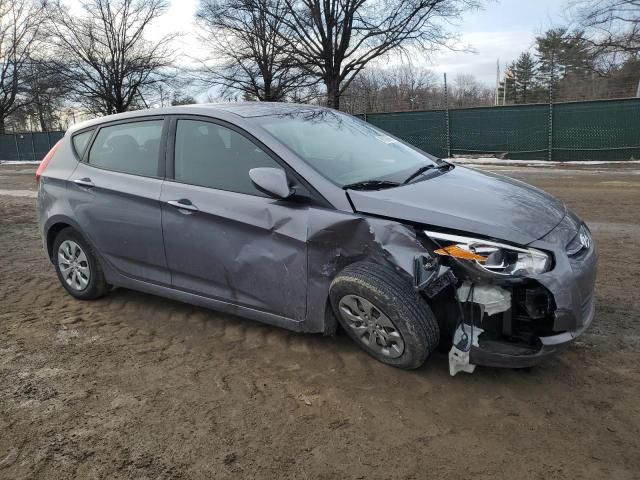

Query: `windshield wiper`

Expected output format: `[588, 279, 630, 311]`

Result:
[402, 162, 452, 185]
[342, 179, 401, 191]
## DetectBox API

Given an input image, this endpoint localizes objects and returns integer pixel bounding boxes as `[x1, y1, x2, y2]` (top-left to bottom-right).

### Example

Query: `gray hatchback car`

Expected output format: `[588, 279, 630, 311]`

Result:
[36, 103, 597, 374]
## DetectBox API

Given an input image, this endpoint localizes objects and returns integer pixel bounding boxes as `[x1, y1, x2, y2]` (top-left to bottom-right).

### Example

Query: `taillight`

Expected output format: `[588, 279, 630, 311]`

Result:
[36, 140, 62, 184]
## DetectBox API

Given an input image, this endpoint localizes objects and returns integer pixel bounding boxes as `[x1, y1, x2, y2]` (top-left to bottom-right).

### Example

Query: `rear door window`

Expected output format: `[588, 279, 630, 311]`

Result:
[173, 119, 279, 196]
[88, 120, 164, 177]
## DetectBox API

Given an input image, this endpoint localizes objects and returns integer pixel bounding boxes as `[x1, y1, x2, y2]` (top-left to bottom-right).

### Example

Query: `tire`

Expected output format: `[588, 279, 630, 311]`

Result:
[52, 227, 109, 300]
[329, 262, 440, 369]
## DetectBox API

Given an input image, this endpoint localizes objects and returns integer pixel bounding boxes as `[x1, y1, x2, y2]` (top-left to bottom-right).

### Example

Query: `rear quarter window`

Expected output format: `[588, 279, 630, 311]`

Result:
[72, 130, 94, 159]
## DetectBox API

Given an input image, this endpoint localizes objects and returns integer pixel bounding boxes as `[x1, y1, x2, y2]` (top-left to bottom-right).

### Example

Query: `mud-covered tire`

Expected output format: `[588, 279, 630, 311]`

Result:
[52, 228, 109, 300]
[329, 262, 440, 369]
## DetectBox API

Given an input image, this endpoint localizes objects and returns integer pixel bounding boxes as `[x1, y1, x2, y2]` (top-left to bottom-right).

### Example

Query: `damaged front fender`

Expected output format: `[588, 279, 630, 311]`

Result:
[306, 209, 431, 333]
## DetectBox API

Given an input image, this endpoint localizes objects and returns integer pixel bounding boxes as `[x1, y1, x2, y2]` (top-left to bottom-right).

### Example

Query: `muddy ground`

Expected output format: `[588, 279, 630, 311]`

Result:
[0, 163, 638, 479]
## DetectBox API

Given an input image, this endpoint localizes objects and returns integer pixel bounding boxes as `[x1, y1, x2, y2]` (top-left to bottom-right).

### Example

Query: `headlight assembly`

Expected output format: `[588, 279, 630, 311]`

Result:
[424, 231, 551, 276]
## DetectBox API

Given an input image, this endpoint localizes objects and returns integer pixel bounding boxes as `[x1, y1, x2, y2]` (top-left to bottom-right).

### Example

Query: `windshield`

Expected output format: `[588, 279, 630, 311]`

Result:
[251, 109, 438, 186]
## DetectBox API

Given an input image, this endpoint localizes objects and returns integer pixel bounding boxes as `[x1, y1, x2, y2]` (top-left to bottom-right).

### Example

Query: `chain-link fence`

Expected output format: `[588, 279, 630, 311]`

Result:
[361, 98, 640, 161]
[0, 131, 65, 161]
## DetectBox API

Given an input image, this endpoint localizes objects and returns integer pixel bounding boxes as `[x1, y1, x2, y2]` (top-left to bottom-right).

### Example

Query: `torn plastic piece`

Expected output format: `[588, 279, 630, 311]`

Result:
[413, 253, 457, 298]
[424, 268, 456, 298]
[449, 323, 484, 376]
[457, 281, 511, 316]
[413, 253, 439, 289]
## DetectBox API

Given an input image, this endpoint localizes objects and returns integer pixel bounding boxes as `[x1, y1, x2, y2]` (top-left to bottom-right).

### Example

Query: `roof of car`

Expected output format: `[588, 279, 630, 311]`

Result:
[68, 102, 328, 133]
[204, 102, 323, 117]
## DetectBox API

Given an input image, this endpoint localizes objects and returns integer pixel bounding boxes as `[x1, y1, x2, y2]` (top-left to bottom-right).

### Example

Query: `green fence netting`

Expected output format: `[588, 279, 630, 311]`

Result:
[553, 99, 640, 161]
[0, 131, 65, 161]
[363, 98, 640, 161]
[450, 104, 549, 160]
[365, 110, 449, 158]
[3, 99, 639, 162]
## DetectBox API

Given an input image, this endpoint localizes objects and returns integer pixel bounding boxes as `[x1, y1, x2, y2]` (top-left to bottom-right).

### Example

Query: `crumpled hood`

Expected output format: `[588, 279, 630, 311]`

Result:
[347, 166, 567, 246]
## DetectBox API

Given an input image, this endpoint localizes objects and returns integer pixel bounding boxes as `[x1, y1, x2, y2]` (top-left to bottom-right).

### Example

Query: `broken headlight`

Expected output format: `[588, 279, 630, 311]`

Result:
[424, 231, 551, 277]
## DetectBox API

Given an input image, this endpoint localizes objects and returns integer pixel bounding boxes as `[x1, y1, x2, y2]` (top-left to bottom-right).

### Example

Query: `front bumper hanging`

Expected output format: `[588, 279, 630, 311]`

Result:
[415, 220, 598, 375]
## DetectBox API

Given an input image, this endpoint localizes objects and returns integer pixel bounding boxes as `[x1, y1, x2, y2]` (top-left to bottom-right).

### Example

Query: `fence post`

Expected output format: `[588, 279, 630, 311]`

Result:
[13, 134, 19, 161]
[548, 53, 555, 162]
[548, 100, 554, 162]
[444, 73, 451, 158]
[30, 133, 36, 161]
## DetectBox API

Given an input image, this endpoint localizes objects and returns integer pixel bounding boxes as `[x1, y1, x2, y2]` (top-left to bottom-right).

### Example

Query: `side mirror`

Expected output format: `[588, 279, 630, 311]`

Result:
[249, 167, 294, 199]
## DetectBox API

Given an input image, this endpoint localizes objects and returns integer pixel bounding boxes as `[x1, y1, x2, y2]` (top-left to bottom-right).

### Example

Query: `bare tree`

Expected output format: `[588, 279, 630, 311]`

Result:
[0, 0, 46, 133]
[343, 67, 384, 112]
[46, 0, 176, 115]
[342, 63, 445, 112]
[451, 73, 492, 107]
[170, 91, 197, 105]
[23, 58, 72, 131]
[378, 65, 436, 110]
[196, 0, 313, 101]
[569, 0, 640, 55]
[273, 0, 478, 109]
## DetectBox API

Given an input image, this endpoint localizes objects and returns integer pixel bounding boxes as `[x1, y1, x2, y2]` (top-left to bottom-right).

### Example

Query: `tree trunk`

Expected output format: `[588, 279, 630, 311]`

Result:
[264, 78, 272, 101]
[325, 76, 341, 110]
[39, 109, 48, 131]
[0, 113, 5, 134]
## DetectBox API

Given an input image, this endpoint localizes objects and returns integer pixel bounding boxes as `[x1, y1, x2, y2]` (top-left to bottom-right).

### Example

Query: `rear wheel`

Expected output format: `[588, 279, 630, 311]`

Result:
[330, 262, 440, 369]
[53, 228, 109, 300]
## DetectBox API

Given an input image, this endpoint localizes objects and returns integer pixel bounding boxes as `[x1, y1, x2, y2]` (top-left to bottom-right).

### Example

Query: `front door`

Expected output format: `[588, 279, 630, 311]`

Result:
[160, 118, 309, 320]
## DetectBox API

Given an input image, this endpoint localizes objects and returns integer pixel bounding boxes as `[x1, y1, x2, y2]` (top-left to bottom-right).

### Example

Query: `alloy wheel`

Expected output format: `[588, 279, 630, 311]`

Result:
[338, 294, 405, 358]
[57, 240, 91, 291]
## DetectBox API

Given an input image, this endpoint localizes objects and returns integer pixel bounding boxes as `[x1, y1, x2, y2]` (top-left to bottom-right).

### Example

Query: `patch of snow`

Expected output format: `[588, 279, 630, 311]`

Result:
[0, 160, 41, 165]
[447, 157, 640, 166]
[0, 189, 37, 198]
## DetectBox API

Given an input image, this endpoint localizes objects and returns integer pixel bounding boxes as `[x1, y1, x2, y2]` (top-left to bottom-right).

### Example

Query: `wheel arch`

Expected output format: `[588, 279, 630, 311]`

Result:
[44, 216, 87, 262]
[321, 256, 415, 335]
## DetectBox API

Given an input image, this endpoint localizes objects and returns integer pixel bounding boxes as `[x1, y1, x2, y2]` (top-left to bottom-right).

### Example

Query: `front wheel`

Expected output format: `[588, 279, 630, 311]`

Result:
[329, 262, 440, 369]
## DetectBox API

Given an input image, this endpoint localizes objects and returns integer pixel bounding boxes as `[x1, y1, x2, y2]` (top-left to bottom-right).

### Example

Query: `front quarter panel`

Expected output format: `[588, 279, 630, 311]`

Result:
[305, 208, 429, 332]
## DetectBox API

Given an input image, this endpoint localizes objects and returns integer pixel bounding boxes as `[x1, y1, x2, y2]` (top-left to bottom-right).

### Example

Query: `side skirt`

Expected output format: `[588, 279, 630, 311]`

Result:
[112, 273, 311, 333]
[97, 254, 312, 333]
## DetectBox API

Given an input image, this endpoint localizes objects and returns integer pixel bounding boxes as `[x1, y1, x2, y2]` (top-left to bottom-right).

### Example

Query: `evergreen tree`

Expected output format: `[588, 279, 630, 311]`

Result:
[513, 52, 537, 103]
[536, 29, 593, 84]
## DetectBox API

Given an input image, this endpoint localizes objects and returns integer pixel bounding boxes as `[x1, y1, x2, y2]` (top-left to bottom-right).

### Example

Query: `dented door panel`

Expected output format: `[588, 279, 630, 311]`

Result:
[161, 181, 309, 321]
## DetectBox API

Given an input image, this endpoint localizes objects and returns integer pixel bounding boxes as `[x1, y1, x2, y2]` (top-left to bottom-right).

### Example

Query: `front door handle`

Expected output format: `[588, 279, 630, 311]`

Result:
[74, 177, 94, 188]
[167, 199, 199, 212]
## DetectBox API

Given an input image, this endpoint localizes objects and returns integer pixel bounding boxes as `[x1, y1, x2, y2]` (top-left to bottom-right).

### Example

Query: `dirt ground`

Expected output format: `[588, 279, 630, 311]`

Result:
[0, 162, 639, 479]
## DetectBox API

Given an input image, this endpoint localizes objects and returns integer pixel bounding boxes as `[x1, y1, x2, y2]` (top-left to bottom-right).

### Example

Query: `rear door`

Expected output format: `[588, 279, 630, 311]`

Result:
[68, 117, 171, 285]
[160, 117, 309, 320]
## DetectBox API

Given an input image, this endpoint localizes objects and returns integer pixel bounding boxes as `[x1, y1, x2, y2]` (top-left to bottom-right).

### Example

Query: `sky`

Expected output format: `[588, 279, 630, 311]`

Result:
[77, 0, 570, 88]
[427, 0, 567, 85]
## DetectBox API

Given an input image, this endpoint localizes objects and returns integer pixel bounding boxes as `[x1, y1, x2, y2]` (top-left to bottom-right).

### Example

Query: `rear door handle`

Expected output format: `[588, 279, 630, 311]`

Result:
[74, 177, 94, 188]
[167, 199, 199, 212]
